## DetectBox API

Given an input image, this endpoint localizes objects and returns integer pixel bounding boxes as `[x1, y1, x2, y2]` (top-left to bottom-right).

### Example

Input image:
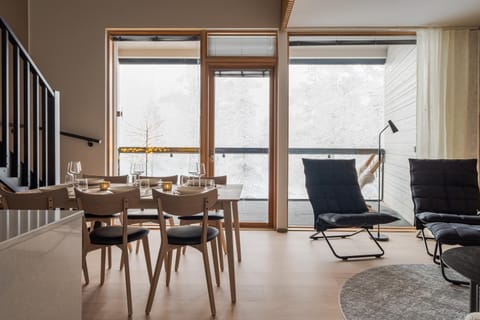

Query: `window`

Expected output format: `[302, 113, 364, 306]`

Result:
[288, 35, 417, 227]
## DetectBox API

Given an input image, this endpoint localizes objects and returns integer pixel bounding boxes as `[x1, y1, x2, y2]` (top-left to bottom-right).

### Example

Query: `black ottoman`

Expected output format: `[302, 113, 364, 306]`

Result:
[426, 222, 480, 246]
[426, 222, 480, 285]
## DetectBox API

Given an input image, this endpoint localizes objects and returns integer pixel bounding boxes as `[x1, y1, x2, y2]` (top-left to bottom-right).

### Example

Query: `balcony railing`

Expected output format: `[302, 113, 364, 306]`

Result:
[117, 146, 384, 201]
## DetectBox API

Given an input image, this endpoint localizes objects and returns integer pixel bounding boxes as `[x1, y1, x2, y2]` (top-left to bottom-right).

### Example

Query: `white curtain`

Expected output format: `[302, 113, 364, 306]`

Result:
[416, 29, 479, 159]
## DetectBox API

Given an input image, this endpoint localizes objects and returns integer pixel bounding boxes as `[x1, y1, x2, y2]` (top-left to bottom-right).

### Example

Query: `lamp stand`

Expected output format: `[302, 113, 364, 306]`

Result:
[372, 124, 390, 242]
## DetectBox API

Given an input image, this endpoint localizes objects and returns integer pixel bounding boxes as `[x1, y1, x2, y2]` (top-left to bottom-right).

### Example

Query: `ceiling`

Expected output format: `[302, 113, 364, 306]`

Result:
[288, 0, 480, 28]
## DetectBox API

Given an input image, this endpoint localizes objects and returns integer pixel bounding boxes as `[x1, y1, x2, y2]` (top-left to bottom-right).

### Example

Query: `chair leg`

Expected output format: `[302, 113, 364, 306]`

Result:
[100, 247, 106, 285]
[136, 239, 141, 254]
[82, 252, 89, 285]
[217, 237, 224, 272]
[168, 216, 175, 227]
[310, 229, 363, 240]
[135, 222, 144, 254]
[122, 245, 133, 316]
[106, 220, 112, 269]
[432, 241, 441, 265]
[435, 242, 469, 285]
[146, 246, 167, 315]
[218, 222, 227, 256]
[319, 229, 385, 260]
[142, 237, 153, 284]
[107, 247, 112, 269]
[211, 239, 220, 286]
[200, 244, 216, 316]
[165, 250, 173, 287]
[174, 247, 181, 272]
[420, 229, 435, 257]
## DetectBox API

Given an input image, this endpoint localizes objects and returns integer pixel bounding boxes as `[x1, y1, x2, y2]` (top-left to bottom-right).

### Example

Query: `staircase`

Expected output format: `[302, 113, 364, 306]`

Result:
[0, 17, 59, 190]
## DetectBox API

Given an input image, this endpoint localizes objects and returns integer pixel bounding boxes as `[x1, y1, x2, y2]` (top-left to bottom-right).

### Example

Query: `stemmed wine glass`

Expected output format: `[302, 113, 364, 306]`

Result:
[67, 160, 82, 183]
[130, 161, 145, 185]
[187, 161, 205, 186]
[198, 162, 206, 180]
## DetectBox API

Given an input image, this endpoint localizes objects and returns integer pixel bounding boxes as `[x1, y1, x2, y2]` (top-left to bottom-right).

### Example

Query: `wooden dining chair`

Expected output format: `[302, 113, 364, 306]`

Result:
[129, 175, 178, 254]
[76, 188, 152, 316]
[176, 176, 229, 271]
[0, 187, 70, 210]
[82, 174, 129, 183]
[145, 188, 220, 316]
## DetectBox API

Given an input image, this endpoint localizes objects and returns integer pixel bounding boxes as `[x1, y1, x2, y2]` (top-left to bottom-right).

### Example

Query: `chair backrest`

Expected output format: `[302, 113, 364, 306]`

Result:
[207, 176, 227, 185]
[409, 159, 480, 217]
[0, 187, 70, 210]
[140, 175, 178, 184]
[179, 175, 226, 186]
[303, 159, 369, 223]
[82, 174, 129, 183]
[152, 188, 218, 216]
[75, 188, 140, 216]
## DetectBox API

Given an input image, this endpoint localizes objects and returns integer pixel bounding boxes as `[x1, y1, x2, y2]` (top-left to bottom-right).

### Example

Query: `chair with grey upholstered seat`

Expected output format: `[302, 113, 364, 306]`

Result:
[176, 175, 228, 271]
[145, 188, 219, 316]
[76, 188, 152, 316]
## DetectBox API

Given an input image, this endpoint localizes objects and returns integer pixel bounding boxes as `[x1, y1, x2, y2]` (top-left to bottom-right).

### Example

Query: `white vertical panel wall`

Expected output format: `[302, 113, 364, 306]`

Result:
[383, 45, 417, 225]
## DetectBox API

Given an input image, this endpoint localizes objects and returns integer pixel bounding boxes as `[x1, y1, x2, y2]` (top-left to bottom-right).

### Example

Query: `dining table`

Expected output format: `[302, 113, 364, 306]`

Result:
[53, 182, 243, 303]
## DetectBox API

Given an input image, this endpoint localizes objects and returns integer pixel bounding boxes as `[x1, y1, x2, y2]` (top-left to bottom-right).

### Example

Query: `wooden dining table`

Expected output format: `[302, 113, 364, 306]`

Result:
[57, 182, 243, 303]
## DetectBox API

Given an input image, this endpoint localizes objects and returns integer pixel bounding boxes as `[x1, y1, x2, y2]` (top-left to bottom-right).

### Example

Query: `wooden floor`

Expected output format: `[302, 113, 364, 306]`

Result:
[82, 230, 433, 320]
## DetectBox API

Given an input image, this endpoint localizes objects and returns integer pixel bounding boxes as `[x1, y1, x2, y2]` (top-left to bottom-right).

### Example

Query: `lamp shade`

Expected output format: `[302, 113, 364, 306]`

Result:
[388, 120, 399, 133]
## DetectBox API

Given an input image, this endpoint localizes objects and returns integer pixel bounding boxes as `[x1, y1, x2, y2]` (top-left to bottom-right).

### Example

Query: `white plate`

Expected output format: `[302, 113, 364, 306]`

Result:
[176, 186, 205, 194]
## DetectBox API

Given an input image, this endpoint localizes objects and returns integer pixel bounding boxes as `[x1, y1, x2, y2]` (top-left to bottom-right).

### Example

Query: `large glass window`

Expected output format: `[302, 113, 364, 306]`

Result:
[114, 37, 201, 176]
[288, 35, 417, 228]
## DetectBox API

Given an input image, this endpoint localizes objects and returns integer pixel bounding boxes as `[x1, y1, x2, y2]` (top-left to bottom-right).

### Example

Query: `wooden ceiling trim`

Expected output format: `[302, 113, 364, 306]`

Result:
[281, 0, 295, 31]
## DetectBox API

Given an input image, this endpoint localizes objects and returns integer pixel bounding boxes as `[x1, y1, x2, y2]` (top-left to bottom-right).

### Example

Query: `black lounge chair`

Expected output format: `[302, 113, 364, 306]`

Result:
[303, 158, 399, 260]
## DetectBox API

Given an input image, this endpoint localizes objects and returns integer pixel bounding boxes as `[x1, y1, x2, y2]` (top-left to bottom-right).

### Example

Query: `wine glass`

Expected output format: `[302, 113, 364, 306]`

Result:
[198, 163, 206, 186]
[130, 162, 145, 184]
[198, 163, 206, 178]
[68, 161, 82, 182]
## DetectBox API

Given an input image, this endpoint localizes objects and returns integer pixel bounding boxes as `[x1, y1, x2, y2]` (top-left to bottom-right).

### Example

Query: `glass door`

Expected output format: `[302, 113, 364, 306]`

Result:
[209, 67, 274, 227]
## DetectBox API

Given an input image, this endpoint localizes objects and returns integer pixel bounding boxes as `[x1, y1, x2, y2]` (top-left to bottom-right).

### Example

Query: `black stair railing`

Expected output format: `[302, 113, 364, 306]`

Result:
[0, 16, 59, 188]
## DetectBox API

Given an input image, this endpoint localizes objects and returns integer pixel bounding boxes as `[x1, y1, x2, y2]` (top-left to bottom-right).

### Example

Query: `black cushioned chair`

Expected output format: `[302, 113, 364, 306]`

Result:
[409, 159, 480, 283]
[76, 188, 152, 316]
[303, 158, 399, 260]
[145, 188, 219, 316]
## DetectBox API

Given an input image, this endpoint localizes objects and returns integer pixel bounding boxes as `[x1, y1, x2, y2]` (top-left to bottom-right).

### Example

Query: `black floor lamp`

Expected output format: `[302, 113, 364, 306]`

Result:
[374, 120, 399, 241]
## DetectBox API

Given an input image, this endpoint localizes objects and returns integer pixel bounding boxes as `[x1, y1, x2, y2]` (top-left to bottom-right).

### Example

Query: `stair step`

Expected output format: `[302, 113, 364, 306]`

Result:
[0, 174, 29, 192]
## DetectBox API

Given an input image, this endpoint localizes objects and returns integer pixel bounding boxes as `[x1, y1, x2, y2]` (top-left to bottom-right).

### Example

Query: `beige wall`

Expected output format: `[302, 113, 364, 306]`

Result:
[28, 0, 281, 176]
[0, 0, 28, 47]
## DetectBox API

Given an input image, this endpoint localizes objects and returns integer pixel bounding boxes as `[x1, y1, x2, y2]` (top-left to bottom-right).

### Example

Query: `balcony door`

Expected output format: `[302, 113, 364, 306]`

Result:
[208, 66, 275, 227]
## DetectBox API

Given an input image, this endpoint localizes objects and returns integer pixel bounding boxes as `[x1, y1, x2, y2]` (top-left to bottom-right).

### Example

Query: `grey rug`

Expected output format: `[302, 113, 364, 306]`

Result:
[340, 264, 469, 320]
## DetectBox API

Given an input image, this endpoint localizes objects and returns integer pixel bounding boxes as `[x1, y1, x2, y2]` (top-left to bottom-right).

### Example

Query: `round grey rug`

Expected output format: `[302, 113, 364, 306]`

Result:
[340, 264, 469, 320]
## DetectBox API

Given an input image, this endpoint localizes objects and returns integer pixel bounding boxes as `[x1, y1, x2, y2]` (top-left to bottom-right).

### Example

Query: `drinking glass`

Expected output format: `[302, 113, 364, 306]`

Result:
[137, 179, 150, 196]
[77, 178, 88, 191]
[188, 161, 199, 177]
[65, 174, 74, 194]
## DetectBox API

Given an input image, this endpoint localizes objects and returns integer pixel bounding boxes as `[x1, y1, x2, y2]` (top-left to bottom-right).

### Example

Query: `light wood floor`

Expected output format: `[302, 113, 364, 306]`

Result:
[82, 230, 433, 320]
